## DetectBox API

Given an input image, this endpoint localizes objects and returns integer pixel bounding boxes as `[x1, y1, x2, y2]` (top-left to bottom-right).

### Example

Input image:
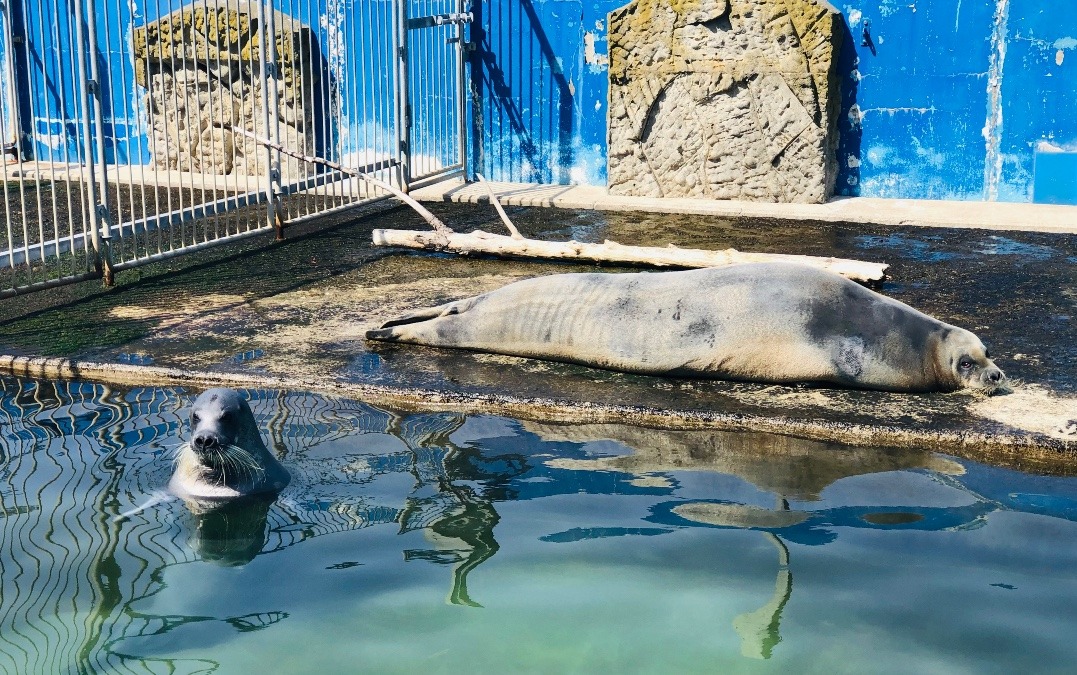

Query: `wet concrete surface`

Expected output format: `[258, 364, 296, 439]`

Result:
[1, 201, 1075, 470]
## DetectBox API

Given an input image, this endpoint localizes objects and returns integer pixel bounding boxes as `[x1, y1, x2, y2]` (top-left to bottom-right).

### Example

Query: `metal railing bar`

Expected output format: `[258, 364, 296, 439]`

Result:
[101, 0, 132, 264]
[393, 0, 409, 190]
[405, 164, 463, 190]
[315, 0, 329, 216]
[1, 232, 95, 268]
[456, 0, 466, 180]
[84, 0, 115, 280]
[258, 0, 282, 238]
[279, 190, 393, 228]
[70, 0, 106, 281]
[375, 0, 386, 199]
[0, 157, 400, 270]
[0, 270, 103, 299]
[197, 0, 222, 246]
[156, 0, 181, 251]
[298, 0, 316, 219]
[42, 6, 70, 280]
[130, 0, 156, 260]
[107, 223, 275, 273]
[54, 10, 88, 274]
[29, 0, 52, 281]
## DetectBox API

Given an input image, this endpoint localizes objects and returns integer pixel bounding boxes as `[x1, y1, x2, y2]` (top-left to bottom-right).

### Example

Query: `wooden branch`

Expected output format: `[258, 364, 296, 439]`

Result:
[370, 229, 889, 282]
[475, 173, 523, 239]
[229, 127, 452, 239]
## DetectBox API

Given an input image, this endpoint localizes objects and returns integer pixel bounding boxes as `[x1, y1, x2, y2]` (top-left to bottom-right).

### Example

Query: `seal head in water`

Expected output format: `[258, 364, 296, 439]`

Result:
[170, 388, 290, 501]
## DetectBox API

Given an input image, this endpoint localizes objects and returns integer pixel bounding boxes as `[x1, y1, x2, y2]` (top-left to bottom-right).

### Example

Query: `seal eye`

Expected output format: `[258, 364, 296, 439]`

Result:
[192, 413, 201, 423]
[959, 359, 974, 370]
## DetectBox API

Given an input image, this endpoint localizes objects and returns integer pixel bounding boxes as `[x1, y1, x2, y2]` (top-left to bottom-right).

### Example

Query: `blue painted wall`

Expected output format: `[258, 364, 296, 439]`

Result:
[468, 0, 1077, 202]
[7, 0, 1074, 202]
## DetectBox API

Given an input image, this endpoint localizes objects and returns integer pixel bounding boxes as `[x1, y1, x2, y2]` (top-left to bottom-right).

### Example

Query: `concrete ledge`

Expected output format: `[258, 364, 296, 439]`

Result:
[412, 178, 1077, 234]
[2, 355, 1074, 474]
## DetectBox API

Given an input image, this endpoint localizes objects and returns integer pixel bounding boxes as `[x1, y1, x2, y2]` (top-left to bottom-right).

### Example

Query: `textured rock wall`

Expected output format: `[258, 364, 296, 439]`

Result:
[607, 0, 843, 203]
[133, 0, 319, 180]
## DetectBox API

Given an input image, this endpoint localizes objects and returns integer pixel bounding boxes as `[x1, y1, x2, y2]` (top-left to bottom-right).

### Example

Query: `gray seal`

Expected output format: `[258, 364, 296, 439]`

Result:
[366, 262, 1005, 393]
[169, 388, 291, 501]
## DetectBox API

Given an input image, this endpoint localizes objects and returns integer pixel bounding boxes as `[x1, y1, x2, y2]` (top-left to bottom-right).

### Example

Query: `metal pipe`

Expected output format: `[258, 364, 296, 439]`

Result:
[108, 223, 275, 272]
[458, 0, 468, 181]
[393, 0, 410, 191]
[82, 0, 115, 284]
[257, 0, 283, 238]
[0, 270, 104, 299]
[70, 0, 106, 281]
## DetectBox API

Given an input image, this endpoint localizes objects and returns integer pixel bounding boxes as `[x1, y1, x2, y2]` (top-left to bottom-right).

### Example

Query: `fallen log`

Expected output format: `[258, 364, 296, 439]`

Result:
[370, 228, 889, 282]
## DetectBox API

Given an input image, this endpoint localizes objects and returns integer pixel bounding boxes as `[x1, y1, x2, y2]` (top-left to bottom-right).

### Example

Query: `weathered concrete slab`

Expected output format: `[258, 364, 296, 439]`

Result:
[0, 201, 1074, 472]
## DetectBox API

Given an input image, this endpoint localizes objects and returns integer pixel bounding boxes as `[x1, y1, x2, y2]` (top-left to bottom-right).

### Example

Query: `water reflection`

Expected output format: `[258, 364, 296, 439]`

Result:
[2, 376, 1077, 672]
[186, 495, 278, 567]
[528, 422, 966, 499]
[732, 533, 791, 660]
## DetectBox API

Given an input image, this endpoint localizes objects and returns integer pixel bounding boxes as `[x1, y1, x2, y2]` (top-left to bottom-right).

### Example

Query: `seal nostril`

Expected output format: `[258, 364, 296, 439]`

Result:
[193, 434, 218, 450]
[990, 370, 1002, 382]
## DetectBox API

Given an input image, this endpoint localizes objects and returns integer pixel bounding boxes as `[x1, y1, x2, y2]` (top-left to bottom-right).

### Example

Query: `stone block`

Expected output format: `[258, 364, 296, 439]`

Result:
[607, 0, 843, 203]
[133, 0, 319, 181]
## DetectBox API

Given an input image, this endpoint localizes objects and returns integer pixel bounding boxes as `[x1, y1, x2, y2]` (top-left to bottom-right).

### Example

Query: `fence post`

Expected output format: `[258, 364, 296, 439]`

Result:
[71, 0, 114, 284]
[257, 0, 284, 240]
[393, 0, 411, 192]
[456, 0, 468, 182]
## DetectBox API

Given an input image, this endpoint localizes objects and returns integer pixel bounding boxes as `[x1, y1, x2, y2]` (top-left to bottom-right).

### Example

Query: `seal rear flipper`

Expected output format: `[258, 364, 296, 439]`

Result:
[365, 297, 480, 341]
[365, 326, 404, 341]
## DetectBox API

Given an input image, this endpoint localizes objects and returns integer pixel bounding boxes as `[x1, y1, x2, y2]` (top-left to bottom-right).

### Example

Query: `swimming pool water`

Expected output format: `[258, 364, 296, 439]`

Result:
[2, 376, 1077, 673]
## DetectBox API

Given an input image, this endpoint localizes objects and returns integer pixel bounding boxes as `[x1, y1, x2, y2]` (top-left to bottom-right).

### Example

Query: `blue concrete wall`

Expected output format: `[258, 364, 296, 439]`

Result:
[468, 0, 1077, 202]
[7, 0, 1074, 202]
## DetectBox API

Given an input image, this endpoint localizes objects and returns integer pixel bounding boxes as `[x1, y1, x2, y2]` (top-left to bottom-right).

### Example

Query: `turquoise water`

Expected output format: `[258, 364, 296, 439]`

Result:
[3, 377, 1077, 674]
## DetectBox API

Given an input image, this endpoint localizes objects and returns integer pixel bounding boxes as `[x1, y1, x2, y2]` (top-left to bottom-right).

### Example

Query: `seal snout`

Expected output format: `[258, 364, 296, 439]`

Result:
[192, 430, 224, 453]
[977, 363, 1008, 394]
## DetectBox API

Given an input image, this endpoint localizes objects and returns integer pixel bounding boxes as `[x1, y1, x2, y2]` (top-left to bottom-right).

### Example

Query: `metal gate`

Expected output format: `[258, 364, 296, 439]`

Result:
[398, 0, 470, 188]
[0, 0, 467, 299]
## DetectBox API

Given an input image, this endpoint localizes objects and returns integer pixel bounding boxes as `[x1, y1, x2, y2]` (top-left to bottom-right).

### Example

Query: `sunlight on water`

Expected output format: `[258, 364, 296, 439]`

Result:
[2, 376, 1077, 673]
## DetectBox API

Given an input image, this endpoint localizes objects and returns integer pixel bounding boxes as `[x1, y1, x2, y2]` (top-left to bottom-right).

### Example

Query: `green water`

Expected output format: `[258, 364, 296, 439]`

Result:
[2, 376, 1077, 674]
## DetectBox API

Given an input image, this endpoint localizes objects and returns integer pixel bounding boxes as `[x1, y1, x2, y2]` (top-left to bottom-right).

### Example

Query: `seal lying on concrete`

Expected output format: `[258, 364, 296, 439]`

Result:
[169, 388, 290, 501]
[366, 262, 1005, 394]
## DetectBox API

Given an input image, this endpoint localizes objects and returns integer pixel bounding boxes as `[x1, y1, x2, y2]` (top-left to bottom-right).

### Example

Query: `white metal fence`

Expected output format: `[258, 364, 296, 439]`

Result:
[0, 0, 468, 298]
